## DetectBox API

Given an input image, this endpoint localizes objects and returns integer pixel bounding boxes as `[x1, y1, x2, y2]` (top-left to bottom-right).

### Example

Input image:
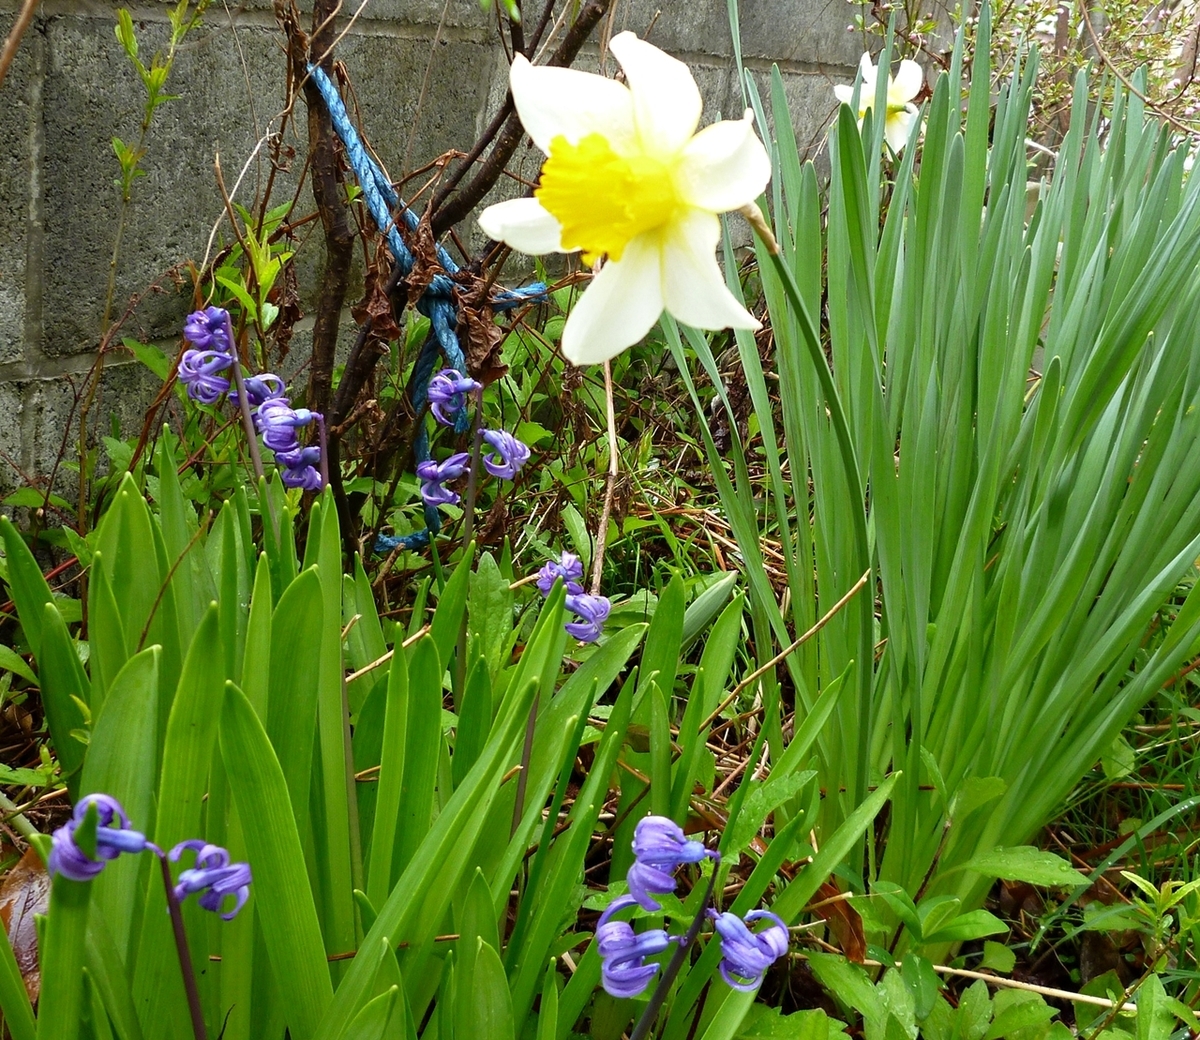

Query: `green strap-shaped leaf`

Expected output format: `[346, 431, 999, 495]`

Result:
[38, 604, 88, 791]
[365, 645, 408, 909]
[465, 942, 514, 1040]
[84, 557, 126, 715]
[429, 542, 475, 679]
[0, 926, 35, 1040]
[36, 872, 91, 1040]
[393, 637, 441, 880]
[80, 646, 158, 959]
[220, 682, 334, 1040]
[0, 515, 56, 658]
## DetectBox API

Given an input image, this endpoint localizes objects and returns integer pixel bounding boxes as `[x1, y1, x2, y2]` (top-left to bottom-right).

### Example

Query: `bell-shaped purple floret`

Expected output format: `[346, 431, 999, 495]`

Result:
[169, 840, 253, 920]
[481, 429, 530, 480]
[535, 552, 585, 597]
[48, 793, 154, 882]
[709, 909, 789, 992]
[427, 368, 482, 426]
[183, 307, 232, 354]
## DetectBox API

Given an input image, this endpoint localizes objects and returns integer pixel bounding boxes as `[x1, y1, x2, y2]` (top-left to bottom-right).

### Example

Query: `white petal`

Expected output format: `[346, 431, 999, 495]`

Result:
[478, 197, 564, 255]
[662, 210, 760, 331]
[891, 59, 923, 105]
[885, 108, 918, 153]
[834, 84, 854, 104]
[561, 238, 664, 365]
[509, 53, 636, 154]
[676, 110, 771, 213]
[609, 31, 702, 155]
[858, 52, 875, 78]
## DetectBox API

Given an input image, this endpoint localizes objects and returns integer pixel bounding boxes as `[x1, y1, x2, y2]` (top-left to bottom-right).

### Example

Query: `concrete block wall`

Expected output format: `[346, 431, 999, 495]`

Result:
[0, 0, 873, 495]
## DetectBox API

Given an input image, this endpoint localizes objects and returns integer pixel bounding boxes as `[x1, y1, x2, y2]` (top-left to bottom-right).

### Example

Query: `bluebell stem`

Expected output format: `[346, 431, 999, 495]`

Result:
[536, 552, 585, 596]
[178, 350, 231, 404]
[596, 894, 679, 998]
[427, 368, 482, 426]
[169, 841, 252, 920]
[48, 794, 157, 881]
[183, 306, 233, 354]
[626, 815, 712, 911]
[564, 591, 611, 643]
[416, 452, 471, 506]
[708, 909, 789, 991]
[481, 428, 530, 480]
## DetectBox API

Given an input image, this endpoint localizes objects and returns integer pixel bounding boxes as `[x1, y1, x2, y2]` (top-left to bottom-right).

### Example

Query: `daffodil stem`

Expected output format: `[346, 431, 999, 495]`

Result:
[158, 851, 209, 1040]
[750, 210, 875, 825]
[589, 360, 619, 594]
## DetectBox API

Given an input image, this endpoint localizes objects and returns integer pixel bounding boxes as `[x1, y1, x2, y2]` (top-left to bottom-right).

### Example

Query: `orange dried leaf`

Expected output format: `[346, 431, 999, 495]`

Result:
[808, 879, 867, 964]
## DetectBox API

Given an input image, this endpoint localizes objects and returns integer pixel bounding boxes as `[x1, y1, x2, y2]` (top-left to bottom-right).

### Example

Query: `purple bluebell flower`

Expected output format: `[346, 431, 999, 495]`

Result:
[48, 794, 156, 882]
[564, 591, 611, 643]
[281, 464, 323, 491]
[229, 372, 285, 409]
[596, 894, 678, 998]
[169, 840, 252, 920]
[427, 369, 482, 426]
[536, 552, 585, 597]
[255, 398, 319, 452]
[416, 452, 471, 507]
[625, 815, 712, 911]
[183, 306, 233, 354]
[178, 350, 232, 405]
[708, 909, 789, 992]
[481, 429, 530, 480]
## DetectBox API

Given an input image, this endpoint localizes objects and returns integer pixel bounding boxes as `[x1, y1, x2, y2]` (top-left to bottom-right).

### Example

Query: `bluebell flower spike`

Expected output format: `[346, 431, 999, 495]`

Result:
[229, 372, 285, 410]
[427, 368, 482, 427]
[626, 815, 713, 911]
[536, 553, 585, 597]
[708, 909, 789, 992]
[564, 591, 611, 643]
[183, 306, 233, 354]
[596, 894, 680, 998]
[48, 794, 157, 882]
[481, 429, 530, 480]
[416, 452, 471, 507]
[178, 350, 232, 405]
[169, 840, 253, 920]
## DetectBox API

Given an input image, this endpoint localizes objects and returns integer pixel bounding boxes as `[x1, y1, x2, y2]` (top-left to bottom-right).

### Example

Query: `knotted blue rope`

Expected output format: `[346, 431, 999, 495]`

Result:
[306, 63, 547, 553]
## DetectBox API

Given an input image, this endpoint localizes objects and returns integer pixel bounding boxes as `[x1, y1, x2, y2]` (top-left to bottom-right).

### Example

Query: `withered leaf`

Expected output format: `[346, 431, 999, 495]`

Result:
[352, 250, 403, 344]
[404, 214, 441, 305]
[808, 879, 867, 964]
[0, 846, 49, 1003]
[457, 283, 507, 385]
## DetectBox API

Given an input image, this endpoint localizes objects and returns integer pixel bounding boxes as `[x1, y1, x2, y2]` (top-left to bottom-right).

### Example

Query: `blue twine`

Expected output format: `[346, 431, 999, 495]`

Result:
[306, 64, 547, 554]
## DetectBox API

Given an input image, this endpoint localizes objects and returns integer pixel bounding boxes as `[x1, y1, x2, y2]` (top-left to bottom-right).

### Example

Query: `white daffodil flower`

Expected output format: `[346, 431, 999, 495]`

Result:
[478, 32, 772, 367]
[834, 52, 923, 154]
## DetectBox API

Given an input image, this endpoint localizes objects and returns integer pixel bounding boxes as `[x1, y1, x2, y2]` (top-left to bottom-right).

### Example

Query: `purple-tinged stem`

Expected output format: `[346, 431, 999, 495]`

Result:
[317, 412, 330, 489]
[223, 313, 267, 487]
[157, 851, 209, 1040]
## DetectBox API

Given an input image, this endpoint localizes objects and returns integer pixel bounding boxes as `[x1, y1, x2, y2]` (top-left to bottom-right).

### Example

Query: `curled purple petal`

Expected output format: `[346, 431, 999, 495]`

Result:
[48, 793, 151, 882]
[427, 368, 482, 426]
[183, 307, 233, 354]
[564, 591, 611, 643]
[535, 552, 585, 597]
[171, 840, 252, 920]
[709, 909, 789, 992]
[595, 894, 677, 998]
[481, 429, 530, 480]
[178, 349, 231, 404]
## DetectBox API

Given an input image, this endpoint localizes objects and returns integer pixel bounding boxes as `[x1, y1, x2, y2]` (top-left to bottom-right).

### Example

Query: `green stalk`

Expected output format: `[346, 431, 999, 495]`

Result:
[743, 205, 875, 821]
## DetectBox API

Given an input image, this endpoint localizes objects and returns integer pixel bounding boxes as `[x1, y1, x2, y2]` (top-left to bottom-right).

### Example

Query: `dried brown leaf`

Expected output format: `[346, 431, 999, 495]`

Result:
[0, 846, 49, 1002]
[808, 879, 867, 964]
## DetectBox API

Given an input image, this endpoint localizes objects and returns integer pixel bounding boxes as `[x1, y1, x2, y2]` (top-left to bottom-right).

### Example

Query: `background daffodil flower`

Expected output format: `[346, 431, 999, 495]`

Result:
[834, 52, 923, 153]
[478, 31, 772, 367]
